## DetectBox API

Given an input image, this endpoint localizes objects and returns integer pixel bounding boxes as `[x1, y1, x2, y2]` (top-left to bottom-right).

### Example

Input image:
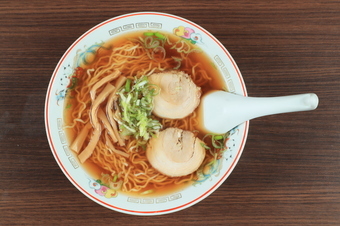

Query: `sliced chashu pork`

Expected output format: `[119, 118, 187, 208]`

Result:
[149, 71, 201, 119]
[146, 128, 206, 177]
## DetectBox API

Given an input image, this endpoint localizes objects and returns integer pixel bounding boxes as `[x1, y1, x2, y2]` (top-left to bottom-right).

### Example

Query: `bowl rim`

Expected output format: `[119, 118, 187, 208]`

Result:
[44, 11, 249, 215]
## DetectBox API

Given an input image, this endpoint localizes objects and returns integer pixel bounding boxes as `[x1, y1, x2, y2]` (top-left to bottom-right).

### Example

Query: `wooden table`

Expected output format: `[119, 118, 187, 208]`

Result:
[1, 1, 339, 225]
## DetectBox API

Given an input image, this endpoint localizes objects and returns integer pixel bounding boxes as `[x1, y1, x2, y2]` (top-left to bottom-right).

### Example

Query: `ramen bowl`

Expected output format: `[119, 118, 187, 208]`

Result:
[45, 12, 248, 215]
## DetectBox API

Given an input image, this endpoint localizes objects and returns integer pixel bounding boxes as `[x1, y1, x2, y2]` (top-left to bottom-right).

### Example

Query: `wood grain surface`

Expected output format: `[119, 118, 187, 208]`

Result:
[1, 0, 339, 225]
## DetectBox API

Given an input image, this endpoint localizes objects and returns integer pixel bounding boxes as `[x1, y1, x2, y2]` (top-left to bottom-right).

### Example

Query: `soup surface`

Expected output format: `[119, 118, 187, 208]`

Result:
[64, 30, 229, 197]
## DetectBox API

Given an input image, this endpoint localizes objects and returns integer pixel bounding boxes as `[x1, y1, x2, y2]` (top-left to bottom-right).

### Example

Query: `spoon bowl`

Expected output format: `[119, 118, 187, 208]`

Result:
[199, 91, 319, 134]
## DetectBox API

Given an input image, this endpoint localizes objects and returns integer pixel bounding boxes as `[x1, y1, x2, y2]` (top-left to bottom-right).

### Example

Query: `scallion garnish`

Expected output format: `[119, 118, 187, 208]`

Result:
[125, 78, 131, 92]
[117, 76, 162, 146]
[213, 135, 223, 140]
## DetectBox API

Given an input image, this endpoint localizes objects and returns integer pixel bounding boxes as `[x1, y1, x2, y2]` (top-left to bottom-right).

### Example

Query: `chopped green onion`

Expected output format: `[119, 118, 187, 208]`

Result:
[113, 174, 118, 182]
[117, 76, 162, 146]
[134, 80, 147, 88]
[144, 32, 154, 36]
[214, 135, 223, 140]
[211, 139, 223, 149]
[154, 32, 166, 40]
[125, 78, 131, 92]
[202, 132, 230, 151]
[200, 142, 211, 150]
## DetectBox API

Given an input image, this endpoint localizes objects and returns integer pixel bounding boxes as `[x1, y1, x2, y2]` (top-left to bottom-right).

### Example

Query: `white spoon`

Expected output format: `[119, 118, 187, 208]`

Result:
[199, 91, 319, 134]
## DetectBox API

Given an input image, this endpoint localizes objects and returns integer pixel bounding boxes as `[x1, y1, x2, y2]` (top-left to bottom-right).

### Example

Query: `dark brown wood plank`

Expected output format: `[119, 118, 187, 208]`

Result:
[1, 0, 339, 224]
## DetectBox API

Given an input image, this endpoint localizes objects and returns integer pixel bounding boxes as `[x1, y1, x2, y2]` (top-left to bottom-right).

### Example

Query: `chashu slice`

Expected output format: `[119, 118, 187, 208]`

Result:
[148, 70, 201, 119]
[146, 127, 206, 177]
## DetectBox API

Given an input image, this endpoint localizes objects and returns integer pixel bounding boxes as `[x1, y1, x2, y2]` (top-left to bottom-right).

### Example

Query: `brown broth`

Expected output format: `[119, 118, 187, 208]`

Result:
[64, 30, 226, 197]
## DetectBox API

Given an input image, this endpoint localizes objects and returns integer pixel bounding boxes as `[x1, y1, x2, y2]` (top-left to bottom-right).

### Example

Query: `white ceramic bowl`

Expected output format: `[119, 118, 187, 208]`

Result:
[45, 12, 248, 215]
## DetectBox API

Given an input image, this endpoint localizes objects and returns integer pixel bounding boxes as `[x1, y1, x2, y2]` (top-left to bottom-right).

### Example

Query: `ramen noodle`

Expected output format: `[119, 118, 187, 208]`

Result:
[64, 31, 228, 195]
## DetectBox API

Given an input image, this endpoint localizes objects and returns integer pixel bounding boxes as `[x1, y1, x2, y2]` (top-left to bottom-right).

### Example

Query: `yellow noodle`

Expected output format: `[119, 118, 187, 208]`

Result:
[66, 35, 217, 193]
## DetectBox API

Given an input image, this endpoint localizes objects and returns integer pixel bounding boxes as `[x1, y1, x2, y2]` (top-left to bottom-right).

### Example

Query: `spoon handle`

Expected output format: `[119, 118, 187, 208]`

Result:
[202, 92, 319, 134]
[238, 93, 319, 119]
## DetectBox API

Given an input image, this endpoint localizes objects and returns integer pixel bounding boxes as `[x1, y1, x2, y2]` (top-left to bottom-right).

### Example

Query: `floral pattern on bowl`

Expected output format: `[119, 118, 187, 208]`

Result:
[45, 12, 248, 216]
